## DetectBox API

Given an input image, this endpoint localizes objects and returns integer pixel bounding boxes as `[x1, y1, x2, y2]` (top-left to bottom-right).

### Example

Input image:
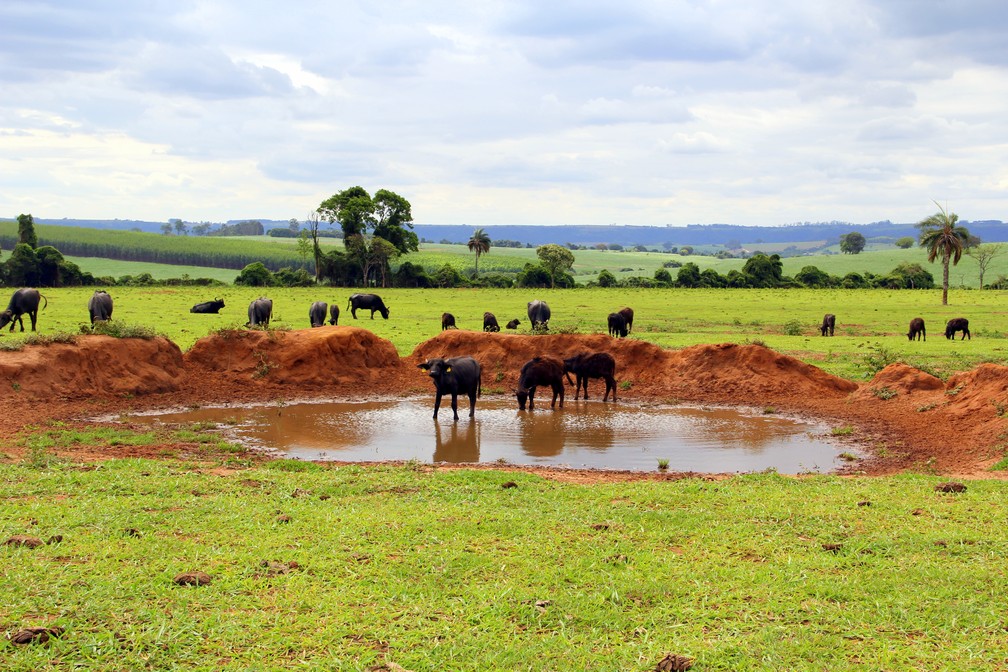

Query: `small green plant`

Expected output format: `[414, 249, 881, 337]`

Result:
[11, 382, 20, 392]
[838, 452, 858, 462]
[657, 458, 670, 470]
[917, 402, 938, 412]
[831, 425, 854, 436]
[782, 319, 803, 336]
[619, 380, 632, 391]
[872, 386, 898, 400]
[494, 370, 505, 383]
[745, 338, 767, 347]
[90, 321, 159, 339]
[993, 400, 1007, 417]
[763, 406, 777, 414]
[946, 384, 965, 396]
[253, 351, 275, 378]
[861, 343, 899, 376]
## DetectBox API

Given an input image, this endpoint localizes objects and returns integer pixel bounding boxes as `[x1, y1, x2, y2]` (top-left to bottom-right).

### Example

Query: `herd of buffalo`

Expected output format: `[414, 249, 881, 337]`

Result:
[0, 287, 977, 418]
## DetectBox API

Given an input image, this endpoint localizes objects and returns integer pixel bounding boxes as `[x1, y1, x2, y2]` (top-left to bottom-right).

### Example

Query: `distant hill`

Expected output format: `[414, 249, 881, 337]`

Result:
[32, 217, 1008, 247]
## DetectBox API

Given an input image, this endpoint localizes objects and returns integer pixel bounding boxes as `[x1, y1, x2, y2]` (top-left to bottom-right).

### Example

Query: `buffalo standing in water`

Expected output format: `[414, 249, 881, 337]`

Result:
[88, 290, 114, 325]
[418, 356, 482, 421]
[563, 352, 618, 402]
[516, 356, 565, 411]
[0, 288, 46, 332]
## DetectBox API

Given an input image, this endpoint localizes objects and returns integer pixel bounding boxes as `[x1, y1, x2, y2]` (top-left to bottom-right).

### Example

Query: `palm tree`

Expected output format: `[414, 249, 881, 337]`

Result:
[917, 202, 971, 305]
[467, 228, 491, 277]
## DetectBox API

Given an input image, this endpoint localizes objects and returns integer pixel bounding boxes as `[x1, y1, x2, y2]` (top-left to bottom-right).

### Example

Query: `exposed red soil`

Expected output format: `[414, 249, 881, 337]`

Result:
[1, 326, 1006, 480]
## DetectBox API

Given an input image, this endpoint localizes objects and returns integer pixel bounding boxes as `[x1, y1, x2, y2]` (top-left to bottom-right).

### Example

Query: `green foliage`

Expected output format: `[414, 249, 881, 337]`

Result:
[17, 213, 37, 249]
[652, 268, 672, 284]
[741, 253, 784, 287]
[516, 263, 553, 288]
[535, 244, 575, 288]
[795, 265, 834, 288]
[895, 236, 916, 249]
[234, 262, 275, 287]
[676, 262, 701, 287]
[783, 319, 804, 336]
[917, 202, 971, 304]
[840, 231, 866, 254]
[4, 243, 40, 286]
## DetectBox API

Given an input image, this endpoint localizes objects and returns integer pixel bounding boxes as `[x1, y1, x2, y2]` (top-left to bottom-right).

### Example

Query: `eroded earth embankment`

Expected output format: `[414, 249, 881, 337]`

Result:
[0, 327, 1005, 477]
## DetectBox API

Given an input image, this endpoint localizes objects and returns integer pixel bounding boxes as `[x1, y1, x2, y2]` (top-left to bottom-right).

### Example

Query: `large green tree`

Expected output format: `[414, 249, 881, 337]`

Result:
[535, 244, 575, 288]
[839, 231, 866, 254]
[468, 228, 491, 277]
[917, 202, 970, 305]
[17, 213, 38, 249]
[318, 186, 375, 241]
[371, 189, 418, 254]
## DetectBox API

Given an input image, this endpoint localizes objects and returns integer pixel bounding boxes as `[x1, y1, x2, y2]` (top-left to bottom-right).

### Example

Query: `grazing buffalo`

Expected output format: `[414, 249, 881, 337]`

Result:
[329, 304, 340, 325]
[607, 312, 628, 338]
[441, 312, 457, 330]
[483, 312, 500, 332]
[418, 356, 482, 421]
[618, 307, 634, 334]
[516, 356, 565, 411]
[506, 319, 520, 330]
[563, 352, 617, 402]
[907, 317, 926, 342]
[88, 290, 114, 325]
[821, 313, 836, 336]
[945, 317, 970, 340]
[190, 298, 225, 314]
[527, 300, 551, 331]
[247, 297, 273, 328]
[0, 288, 45, 332]
[347, 293, 389, 319]
[309, 301, 328, 328]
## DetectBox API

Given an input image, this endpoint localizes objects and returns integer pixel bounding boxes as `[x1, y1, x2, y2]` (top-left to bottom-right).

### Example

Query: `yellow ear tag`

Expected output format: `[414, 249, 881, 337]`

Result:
[445, 366, 452, 372]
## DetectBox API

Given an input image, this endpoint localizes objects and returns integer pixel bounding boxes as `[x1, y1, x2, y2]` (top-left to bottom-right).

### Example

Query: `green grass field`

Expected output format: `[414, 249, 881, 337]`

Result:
[2, 460, 1007, 670]
[5, 286, 1006, 381]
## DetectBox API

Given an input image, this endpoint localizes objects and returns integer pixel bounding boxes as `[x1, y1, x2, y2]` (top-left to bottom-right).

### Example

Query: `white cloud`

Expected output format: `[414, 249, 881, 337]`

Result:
[1, 0, 1007, 225]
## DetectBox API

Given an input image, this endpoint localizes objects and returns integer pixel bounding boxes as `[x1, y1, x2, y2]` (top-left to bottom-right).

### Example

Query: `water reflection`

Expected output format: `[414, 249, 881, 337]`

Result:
[433, 419, 480, 463]
[131, 398, 856, 474]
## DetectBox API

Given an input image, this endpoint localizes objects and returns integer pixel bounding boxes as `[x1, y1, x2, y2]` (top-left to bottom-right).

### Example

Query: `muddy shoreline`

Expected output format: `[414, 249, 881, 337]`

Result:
[2, 327, 1005, 480]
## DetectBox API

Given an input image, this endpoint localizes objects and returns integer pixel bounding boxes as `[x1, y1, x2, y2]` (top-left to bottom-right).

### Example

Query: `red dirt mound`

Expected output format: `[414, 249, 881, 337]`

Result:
[184, 326, 402, 388]
[0, 335, 183, 398]
[409, 332, 856, 403]
[944, 364, 1008, 420]
[852, 363, 945, 401]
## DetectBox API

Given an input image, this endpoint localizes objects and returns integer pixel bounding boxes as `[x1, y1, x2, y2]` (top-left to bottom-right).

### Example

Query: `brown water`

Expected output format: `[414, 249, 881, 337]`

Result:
[136, 398, 855, 473]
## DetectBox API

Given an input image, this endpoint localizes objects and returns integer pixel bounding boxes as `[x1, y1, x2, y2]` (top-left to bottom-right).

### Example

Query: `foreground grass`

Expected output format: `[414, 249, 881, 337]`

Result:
[6, 286, 1006, 380]
[2, 459, 1007, 670]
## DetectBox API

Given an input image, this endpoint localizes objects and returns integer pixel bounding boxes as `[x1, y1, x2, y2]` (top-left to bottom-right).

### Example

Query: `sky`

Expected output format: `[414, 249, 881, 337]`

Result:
[1, 1, 1007, 228]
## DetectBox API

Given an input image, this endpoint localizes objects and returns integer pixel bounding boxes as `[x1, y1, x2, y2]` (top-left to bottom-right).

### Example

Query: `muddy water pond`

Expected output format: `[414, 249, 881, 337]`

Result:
[139, 398, 857, 474]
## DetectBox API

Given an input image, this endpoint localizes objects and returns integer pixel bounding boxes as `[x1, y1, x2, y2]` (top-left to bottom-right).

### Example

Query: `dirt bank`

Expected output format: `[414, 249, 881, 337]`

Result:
[1, 327, 1005, 478]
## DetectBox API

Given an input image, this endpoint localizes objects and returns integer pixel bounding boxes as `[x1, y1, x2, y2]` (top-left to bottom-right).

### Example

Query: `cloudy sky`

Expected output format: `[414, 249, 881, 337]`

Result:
[1, 1, 1006, 227]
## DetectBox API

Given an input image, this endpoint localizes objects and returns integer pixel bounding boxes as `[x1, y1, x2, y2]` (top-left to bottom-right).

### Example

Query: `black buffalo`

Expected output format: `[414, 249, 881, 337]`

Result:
[607, 312, 628, 338]
[483, 312, 500, 332]
[309, 301, 328, 328]
[527, 300, 551, 331]
[821, 313, 836, 336]
[418, 356, 482, 421]
[0, 288, 45, 332]
[907, 317, 926, 342]
[506, 319, 520, 330]
[441, 312, 457, 330]
[945, 317, 970, 340]
[563, 352, 617, 402]
[329, 304, 340, 325]
[618, 307, 634, 333]
[347, 293, 389, 319]
[247, 297, 273, 328]
[516, 356, 565, 410]
[190, 298, 225, 314]
[88, 290, 114, 325]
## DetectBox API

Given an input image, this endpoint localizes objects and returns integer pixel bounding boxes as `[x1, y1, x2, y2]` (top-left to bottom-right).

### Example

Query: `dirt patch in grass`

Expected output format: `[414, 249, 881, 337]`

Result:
[0, 327, 1003, 479]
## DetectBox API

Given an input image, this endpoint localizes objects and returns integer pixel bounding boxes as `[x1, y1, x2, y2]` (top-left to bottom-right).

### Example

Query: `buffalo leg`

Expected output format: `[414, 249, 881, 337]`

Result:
[467, 391, 477, 417]
[528, 387, 535, 410]
[604, 376, 616, 402]
[450, 393, 459, 421]
[433, 391, 443, 419]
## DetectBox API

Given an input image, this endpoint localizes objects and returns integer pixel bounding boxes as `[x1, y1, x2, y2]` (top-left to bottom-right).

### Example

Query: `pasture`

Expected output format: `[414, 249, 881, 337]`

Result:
[2, 461, 1007, 670]
[2, 286, 1005, 380]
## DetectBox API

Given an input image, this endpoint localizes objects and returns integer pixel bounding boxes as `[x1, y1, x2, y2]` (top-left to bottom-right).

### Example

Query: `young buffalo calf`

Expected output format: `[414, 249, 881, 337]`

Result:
[418, 356, 482, 421]
[441, 312, 457, 330]
[820, 313, 836, 336]
[907, 317, 925, 341]
[516, 356, 565, 411]
[563, 352, 617, 402]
